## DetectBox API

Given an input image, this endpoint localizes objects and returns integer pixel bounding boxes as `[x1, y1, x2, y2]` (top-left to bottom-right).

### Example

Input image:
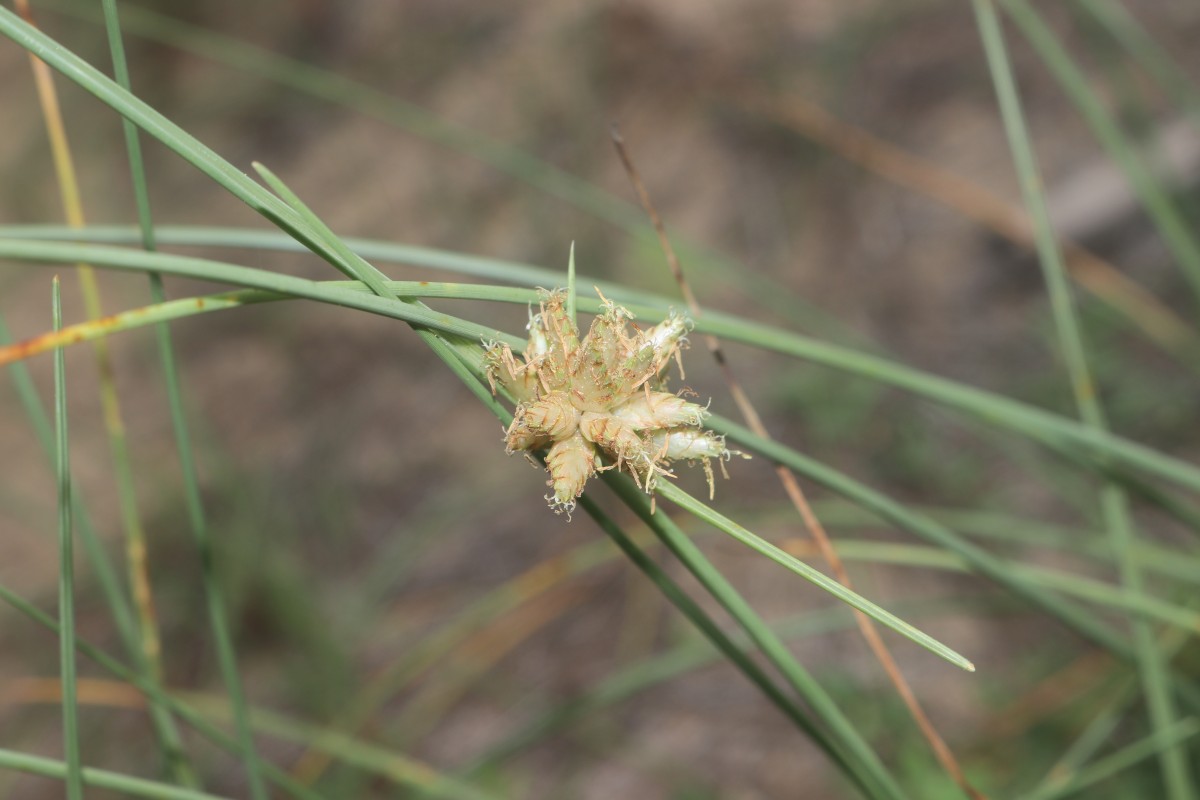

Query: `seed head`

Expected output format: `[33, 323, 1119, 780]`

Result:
[484, 287, 743, 514]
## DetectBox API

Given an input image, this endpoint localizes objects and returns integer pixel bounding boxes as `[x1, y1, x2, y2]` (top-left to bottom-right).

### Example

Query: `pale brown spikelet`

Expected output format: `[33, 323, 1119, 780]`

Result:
[482, 341, 539, 402]
[545, 432, 597, 514]
[610, 391, 707, 430]
[514, 394, 579, 440]
[646, 427, 746, 499]
[646, 428, 731, 461]
[504, 423, 552, 454]
[579, 412, 656, 486]
[622, 312, 689, 383]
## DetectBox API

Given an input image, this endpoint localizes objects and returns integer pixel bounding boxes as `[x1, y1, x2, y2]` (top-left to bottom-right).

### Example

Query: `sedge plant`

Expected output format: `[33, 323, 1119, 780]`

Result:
[0, 3, 1199, 800]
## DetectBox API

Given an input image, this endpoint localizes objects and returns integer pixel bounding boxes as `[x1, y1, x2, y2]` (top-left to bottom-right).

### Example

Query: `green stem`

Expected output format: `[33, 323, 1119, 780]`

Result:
[53, 278, 83, 800]
[975, 4, 1193, 796]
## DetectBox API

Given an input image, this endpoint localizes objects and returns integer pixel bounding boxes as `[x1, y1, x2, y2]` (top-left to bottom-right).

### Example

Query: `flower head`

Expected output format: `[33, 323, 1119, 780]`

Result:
[485, 288, 740, 515]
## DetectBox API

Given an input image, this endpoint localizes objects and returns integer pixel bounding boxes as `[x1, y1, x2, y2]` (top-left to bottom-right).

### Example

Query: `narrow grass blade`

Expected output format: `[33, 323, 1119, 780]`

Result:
[0, 313, 137, 645]
[0, 579, 342, 800]
[574, 495, 847, 768]
[53, 277, 83, 800]
[1074, 0, 1200, 126]
[13, 2, 195, 781]
[656, 481, 974, 672]
[974, 4, 1194, 796]
[1025, 719, 1200, 800]
[0, 571, 534, 800]
[1032, 624, 1196, 795]
[470, 596, 1011, 775]
[0, 750, 230, 800]
[1002, 0, 1200, 304]
[99, 0, 155, 251]
[0, 313, 195, 781]
[0, 239, 516, 345]
[6, 230, 1200, 504]
[97, 1, 267, 794]
[44, 0, 852, 338]
[705, 414, 1200, 709]
[603, 474, 909, 800]
[435, 343, 902, 799]
[799, 540, 1200, 633]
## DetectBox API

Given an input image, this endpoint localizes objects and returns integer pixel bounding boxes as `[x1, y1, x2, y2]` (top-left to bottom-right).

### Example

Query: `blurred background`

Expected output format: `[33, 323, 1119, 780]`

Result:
[1, 0, 1199, 797]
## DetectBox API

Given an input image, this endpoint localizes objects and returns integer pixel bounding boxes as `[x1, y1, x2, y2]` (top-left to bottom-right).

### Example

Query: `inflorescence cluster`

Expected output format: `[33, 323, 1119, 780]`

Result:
[484, 289, 740, 515]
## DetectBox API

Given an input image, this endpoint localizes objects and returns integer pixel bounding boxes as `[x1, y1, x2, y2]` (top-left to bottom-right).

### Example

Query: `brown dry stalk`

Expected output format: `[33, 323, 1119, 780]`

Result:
[1, 676, 147, 710]
[15, 0, 165, 682]
[612, 126, 987, 800]
[738, 92, 1191, 353]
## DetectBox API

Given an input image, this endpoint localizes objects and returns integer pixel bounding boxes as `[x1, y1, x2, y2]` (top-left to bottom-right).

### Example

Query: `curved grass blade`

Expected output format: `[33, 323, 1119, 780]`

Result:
[0, 239, 518, 346]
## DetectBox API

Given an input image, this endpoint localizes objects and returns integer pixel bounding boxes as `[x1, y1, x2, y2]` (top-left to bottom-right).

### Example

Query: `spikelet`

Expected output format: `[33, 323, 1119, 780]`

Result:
[622, 311, 690, 386]
[544, 432, 597, 514]
[647, 428, 731, 460]
[567, 295, 635, 412]
[610, 391, 708, 430]
[532, 290, 578, 393]
[482, 341, 539, 403]
[646, 428, 745, 499]
[506, 394, 579, 453]
[579, 412, 654, 483]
